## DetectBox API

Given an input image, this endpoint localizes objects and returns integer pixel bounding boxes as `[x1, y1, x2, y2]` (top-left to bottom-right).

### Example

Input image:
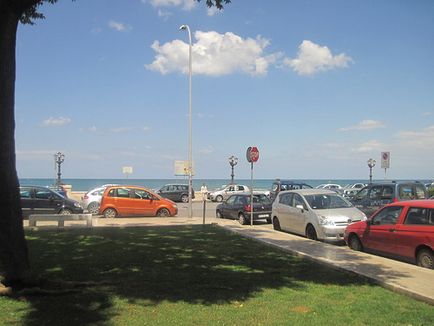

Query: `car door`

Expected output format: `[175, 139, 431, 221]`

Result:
[362, 205, 404, 254]
[130, 188, 155, 216]
[290, 193, 309, 234]
[394, 207, 434, 259]
[275, 193, 294, 232]
[33, 188, 62, 214]
[220, 195, 237, 219]
[112, 187, 133, 216]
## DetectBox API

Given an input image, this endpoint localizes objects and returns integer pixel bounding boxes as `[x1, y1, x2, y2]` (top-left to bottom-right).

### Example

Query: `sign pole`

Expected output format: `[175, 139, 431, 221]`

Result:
[250, 161, 254, 226]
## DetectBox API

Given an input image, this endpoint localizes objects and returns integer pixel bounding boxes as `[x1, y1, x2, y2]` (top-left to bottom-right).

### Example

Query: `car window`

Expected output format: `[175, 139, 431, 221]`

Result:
[404, 207, 434, 225]
[238, 186, 245, 191]
[116, 188, 130, 198]
[161, 186, 168, 191]
[381, 186, 394, 200]
[20, 188, 32, 198]
[369, 186, 382, 200]
[354, 188, 368, 200]
[226, 196, 236, 205]
[227, 186, 235, 192]
[372, 206, 403, 225]
[34, 189, 53, 200]
[415, 185, 427, 199]
[292, 194, 304, 208]
[234, 196, 247, 205]
[305, 194, 352, 209]
[398, 185, 415, 200]
[253, 194, 271, 204]
[133, 189, 151, 200]
[279, 193, 292, 206]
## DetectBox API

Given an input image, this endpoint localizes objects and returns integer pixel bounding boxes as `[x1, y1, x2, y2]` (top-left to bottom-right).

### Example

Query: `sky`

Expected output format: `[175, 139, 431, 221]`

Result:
[14, 0, 434, 180]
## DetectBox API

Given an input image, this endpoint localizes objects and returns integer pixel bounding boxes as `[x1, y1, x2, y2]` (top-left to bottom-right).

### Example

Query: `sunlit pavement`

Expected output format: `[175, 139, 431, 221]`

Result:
[23, 203, 434, 306]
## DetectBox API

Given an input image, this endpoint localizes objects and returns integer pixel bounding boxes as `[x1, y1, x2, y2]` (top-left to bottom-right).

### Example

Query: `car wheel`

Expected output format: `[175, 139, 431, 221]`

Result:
[272, 217, 281, 231]
[238, 213, 247, 225]
[181, 194, 189, 203]
[348, 235, 363, 251]
[417, 249, 434, 269]
[216, 210, 223, 219]
[59, 208, 72, 215]
[87, 202, 100, 214]
[157, 208, 171, 217]
[306, 224, 318, 241]
[216, 195, 223, 202]
[103, 208, 117, 219]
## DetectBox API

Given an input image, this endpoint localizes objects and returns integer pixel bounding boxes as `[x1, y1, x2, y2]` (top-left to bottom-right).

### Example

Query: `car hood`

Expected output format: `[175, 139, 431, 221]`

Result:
[313, 207, 366, 222]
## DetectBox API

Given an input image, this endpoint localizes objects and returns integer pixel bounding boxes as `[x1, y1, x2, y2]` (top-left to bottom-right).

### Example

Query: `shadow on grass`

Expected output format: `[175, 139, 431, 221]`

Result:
[15, 225, 380, 325]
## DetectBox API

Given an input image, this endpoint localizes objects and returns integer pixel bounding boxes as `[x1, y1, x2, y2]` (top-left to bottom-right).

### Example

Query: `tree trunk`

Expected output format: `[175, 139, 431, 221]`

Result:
[0, 5, 30, 283]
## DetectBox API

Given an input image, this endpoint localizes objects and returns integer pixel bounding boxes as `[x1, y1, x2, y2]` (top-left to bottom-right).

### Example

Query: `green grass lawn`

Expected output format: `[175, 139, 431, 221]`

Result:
[1, 225, 433, 325]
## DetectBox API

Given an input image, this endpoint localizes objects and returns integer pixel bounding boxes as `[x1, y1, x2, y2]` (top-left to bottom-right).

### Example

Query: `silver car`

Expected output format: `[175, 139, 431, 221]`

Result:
[82, 184, 118, 214]
[208, 184, 250, 202]
[271, 189, 366, 242]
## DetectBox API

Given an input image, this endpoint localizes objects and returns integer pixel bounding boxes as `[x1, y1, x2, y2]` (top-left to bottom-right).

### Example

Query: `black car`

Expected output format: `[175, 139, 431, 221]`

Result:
[20, 186, 83, 218]
[350, 181, 428, 216]
[269, 179, 313, 201]
[156, 184, 195, 203]
[216, 193, 272, 225]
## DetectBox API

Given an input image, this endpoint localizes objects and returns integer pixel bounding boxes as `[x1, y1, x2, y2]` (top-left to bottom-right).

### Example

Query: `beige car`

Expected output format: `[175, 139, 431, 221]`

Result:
[271, 189, 366, 242]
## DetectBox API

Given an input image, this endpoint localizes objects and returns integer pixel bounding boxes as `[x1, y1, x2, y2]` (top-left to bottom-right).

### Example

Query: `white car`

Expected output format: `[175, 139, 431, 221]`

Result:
[82, 184, 118, 214]
[208, 184, 250, 202]
[342, 183, 366, 198]
[271, 189, 366, 242]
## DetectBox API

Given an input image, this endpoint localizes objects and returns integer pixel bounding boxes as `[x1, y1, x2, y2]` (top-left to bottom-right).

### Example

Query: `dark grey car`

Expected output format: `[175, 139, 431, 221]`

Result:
[216, 194, 272, 225]
[156, 184, 195, 203]
[20, 185, 83, 218]
[350, 181, 427, 216]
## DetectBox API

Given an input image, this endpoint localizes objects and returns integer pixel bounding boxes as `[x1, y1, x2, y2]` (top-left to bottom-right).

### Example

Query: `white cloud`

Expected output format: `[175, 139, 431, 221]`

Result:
[396, 125, 434, 148]
[339, 120, 385, 132]
[351, 140, 384, 153]
[207, 7, 220, 16]
[421, 112, 432, 117]
[199, 145, 214, 155]
[110, 127, 133, 133]
[157, 9, 173, 20]
[108, 20, 131, 32]
[284, 40, 352, 76]
[42, 117, 71, 127]
[143, 126, 151, 132]
[146, 31, 280, 76]
[147, 0, 196, 11]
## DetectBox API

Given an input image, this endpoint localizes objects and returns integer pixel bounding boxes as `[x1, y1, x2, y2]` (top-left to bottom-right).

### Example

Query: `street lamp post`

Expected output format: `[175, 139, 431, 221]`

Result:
[180, 24, 193, 219]
[54, 152, 65, 186]
[367, 158, 376, 183]
[228, 155, 238, 184]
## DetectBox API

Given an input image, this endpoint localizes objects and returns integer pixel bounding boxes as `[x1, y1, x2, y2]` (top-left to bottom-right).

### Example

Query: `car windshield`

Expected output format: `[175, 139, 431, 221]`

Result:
[252, 194, 271, 204]
[304, 194, 352, 209]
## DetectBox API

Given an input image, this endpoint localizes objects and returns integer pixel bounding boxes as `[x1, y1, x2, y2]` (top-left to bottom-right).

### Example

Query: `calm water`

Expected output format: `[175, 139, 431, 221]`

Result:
[18, 178, 431, 192]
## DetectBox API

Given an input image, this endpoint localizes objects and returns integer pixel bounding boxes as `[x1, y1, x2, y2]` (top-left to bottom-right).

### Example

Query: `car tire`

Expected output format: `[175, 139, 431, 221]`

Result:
[306, 224, 318, 241]
[103, 208, 117, 219]
[238, 213, 247, 225]
[87, 202, 100, 215]
[59, 208, 72, 215]
[348, 235, 363, 251]
[216, 210, 223, 219]
[266, 217, 272, 224]
[157, 208, 171, 217]
[181, 194, 189, 203]
[416, 248, 434, 269]
[216, 195, 223, 202]
[272, 217, 281, 231]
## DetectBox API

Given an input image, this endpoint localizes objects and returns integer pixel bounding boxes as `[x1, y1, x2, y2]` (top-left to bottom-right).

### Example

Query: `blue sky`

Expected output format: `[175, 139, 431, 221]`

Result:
[15, 0, 434, 180]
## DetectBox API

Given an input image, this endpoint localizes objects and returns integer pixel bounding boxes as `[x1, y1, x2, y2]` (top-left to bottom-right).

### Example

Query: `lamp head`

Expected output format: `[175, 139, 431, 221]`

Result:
[179, 25, 187, 31]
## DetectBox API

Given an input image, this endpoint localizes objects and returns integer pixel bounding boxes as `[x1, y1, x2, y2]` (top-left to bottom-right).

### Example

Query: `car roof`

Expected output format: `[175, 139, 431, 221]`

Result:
[280, 189, 336, 195]
[276, 180, 309, 184]
[386, 200, 434, 208]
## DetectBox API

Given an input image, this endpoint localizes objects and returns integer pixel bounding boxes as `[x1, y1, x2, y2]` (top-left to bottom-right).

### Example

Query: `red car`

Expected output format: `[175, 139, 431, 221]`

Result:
[344, 200, 434, 269]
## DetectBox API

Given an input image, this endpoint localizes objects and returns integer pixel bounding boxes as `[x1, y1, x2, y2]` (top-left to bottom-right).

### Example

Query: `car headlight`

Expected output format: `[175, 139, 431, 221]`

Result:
[318, 215, 335, 226]
[74, 202, 82, 208]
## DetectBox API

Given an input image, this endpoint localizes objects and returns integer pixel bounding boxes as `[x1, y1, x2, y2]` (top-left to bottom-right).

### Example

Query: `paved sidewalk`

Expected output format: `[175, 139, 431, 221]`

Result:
[24, 216, 434, 305]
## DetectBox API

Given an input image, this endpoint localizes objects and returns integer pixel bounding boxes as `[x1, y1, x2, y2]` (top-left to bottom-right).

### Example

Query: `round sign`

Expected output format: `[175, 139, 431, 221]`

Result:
[246, 146, 259, 163]
[382, 152, 389, 160]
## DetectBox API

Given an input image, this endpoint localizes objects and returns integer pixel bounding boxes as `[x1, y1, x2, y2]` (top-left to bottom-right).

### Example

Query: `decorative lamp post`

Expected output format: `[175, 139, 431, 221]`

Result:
[367, 158, 376, 183]
[180, 24, 193, 219]
[54, 152, 65, 186]
[228, 155, 238, 184]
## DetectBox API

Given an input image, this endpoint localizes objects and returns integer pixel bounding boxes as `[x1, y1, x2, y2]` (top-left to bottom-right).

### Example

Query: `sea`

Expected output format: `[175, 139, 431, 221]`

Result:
[18, 178, 433, 192]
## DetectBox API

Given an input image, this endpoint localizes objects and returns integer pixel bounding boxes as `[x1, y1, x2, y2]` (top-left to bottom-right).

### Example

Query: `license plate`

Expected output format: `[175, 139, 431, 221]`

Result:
[258, 214, 269, 218]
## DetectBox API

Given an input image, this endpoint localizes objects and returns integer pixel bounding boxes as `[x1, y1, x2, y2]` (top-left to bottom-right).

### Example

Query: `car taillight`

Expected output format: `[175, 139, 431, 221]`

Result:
[244, 204, 252, 212]
[83, 194, 89, 200]
[392, 197, 398, 202]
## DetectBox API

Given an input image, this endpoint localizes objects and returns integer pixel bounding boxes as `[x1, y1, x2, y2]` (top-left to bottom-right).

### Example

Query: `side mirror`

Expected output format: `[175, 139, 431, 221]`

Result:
[296, 204, 306, 212]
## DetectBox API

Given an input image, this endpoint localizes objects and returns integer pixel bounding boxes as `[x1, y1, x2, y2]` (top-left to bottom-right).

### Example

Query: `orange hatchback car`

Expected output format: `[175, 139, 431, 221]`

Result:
[99, 186, 178, 218]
